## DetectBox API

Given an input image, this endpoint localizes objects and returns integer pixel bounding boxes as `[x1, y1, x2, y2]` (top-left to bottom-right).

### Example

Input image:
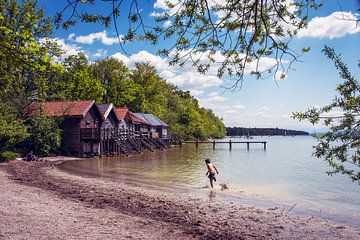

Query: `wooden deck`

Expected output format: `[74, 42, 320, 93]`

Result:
[182, 140, 267, 150]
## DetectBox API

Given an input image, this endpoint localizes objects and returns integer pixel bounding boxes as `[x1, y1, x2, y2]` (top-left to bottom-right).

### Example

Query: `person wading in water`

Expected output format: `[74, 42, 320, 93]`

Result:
[205, 158, 219, 188]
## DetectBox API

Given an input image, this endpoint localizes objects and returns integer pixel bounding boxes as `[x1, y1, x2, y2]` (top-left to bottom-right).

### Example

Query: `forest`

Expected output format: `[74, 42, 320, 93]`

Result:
[0, 0, 225, 160]
[226, 127, 309, 136]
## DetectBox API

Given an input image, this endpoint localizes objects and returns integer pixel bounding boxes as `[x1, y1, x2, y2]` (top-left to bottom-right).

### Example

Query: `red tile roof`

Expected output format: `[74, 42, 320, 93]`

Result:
[115, 108, 129, 121]
[30, 100, 95, 117]
[129, 111, 149, 125]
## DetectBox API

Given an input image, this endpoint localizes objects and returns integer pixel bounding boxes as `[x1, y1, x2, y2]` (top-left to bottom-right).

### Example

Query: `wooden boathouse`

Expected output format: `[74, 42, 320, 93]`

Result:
[97, 103, 119, 156]
[29, 100, 171, 157]
[134, 113, 169, 140]
[30, 100, 103, 156]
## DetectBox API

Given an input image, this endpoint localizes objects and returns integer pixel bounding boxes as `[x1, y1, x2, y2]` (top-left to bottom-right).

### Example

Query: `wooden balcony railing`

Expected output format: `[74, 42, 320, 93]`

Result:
[80, 128, 100, 140]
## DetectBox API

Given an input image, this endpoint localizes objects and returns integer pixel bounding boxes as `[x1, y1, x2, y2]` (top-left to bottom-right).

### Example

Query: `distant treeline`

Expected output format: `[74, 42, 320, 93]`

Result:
[226, 127, 309, 136]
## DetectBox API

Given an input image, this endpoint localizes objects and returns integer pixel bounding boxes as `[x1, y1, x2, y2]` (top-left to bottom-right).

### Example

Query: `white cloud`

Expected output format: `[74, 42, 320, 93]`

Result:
[153, 0, 173, 10]
[298, 11, 360, 39]
[170, 72, 222, 89]
[40, 38, 83, 61]
[153, 0, 181, 15]
[197, 92, 228, 111]
[111, 50, 223, 90]
[93, 49, 108, 58]
[112, 49, 282, 93]
[159, 70, 176, 79]
[163, 20, 172, 28]
[74, 30, 122, 45]
[245, 57, 279, 75]
[189, 89, 204, 97]
[150, 11, 165, 17]
[233, 104, 245, 110]
[259, 106, 270, 111]
[112, 52, 131, 65]
[67, 33, 75, 41]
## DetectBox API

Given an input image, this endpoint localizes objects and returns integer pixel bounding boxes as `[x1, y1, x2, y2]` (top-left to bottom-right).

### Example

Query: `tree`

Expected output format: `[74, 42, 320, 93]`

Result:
[293, 46, 360, 182]
[131, 62, 168, 116]
[91, 58, 145, 110]
[0, 0, 58, 110]
[0, 0, 63, 157]
[55, 0, 323, 90]
[0, 103, 29, 152]
[49, 53, 105, 102]
[24, 116, 62, 156]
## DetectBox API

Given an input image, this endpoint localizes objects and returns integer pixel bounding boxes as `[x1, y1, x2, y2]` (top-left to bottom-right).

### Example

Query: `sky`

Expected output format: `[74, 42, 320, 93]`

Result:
[38, 0, 360, 132]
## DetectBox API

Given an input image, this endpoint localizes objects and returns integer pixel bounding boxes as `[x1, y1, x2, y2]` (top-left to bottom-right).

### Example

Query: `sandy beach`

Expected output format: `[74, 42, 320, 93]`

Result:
[0, 159, 359, 240]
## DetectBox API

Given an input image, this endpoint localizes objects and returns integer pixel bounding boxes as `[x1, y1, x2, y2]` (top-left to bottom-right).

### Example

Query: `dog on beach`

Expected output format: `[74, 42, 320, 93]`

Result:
[219, 183, 229, 191]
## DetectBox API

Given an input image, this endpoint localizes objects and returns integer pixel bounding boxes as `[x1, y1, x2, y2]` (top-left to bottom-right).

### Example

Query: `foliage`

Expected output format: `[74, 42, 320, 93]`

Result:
[49, 53, 104, 102]
[226, 127, 308, 136]
[54, 0, 324, 90]
[0, 103, 29, 151]
[91, 57, 145, 111]
[24, 116, 62, 156]
[0, 0, 58, 111]
[0, 151, 18, 162]
[293, 46, 360, 181]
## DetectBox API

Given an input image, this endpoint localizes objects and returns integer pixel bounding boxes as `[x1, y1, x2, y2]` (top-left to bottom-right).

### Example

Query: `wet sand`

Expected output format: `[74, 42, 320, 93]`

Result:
[1, 159, 359, 239]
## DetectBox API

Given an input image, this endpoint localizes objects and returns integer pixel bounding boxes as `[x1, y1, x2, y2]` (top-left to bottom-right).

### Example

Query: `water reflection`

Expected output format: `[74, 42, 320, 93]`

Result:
[208, 190, 216, 201]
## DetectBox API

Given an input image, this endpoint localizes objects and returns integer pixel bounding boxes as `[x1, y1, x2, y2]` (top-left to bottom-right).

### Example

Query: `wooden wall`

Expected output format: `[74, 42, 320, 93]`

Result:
[62, 105, 102, 156]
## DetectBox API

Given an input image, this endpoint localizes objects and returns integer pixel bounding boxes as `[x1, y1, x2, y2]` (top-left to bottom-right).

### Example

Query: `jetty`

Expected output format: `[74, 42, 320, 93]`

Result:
[181, 140, 267, 150]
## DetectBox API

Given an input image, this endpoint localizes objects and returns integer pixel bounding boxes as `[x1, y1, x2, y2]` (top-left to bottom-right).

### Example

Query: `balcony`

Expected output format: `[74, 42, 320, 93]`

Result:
[81, 128, 100, 140]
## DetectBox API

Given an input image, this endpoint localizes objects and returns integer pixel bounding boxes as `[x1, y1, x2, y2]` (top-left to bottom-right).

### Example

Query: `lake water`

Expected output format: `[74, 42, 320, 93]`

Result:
[59, 136, 360, 225]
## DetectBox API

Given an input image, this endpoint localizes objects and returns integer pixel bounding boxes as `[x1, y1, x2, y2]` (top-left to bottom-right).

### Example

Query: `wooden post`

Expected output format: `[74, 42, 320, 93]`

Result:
[213, 140, 215, 149]
[247, 142, 250, 150]
[179, 139, 182, 148]
[229, 140, 232, 150]
[196, 139, 199, 149]
[263, 142, 267, 150]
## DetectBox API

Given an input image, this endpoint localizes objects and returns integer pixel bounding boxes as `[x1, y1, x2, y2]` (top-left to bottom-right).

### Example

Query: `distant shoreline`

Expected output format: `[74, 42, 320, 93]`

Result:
[226, 127, 309, 136]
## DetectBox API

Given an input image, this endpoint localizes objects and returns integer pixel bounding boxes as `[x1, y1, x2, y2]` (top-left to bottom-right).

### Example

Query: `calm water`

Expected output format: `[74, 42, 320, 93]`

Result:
[59, 136, 360, 225]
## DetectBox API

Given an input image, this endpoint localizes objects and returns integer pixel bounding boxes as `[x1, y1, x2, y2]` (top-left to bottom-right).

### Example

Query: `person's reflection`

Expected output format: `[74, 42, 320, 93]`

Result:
[208, 190, 216, 201]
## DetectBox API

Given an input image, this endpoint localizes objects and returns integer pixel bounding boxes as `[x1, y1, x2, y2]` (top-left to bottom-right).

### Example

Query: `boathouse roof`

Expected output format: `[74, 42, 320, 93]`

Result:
[134, 113, 169, 127]
[29, 100, 95, 117]
[114, 108, 130, 121]
[96, 103, 115, 120]
[129, 111, 149, 125]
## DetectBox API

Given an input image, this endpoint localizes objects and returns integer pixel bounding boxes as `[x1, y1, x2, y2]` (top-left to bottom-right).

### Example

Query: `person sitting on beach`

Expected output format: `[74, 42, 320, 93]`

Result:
[26, 151, 36, 161]
[205, 158, 219, 188]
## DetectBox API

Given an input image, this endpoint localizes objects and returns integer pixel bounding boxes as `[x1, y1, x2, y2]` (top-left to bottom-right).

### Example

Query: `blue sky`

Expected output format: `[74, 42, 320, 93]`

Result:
[38, 0, 360, 132]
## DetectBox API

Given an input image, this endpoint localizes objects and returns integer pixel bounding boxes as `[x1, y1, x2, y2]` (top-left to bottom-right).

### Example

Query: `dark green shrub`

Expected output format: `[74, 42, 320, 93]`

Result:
[0, 151, 18, 162]
[24, 116, 62, 157]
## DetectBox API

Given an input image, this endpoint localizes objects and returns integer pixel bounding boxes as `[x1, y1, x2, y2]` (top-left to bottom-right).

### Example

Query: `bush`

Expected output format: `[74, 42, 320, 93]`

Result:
[0, 151, 18, 162]
[24, 116, 62, 157]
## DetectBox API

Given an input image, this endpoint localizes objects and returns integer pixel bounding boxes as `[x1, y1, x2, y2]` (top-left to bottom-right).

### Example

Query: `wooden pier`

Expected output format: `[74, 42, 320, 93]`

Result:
[181, 140, 267, 150]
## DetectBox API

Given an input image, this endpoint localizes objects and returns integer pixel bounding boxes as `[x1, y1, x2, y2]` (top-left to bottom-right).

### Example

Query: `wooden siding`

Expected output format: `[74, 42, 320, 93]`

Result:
[61, 104, 102, 156]
[100, 110, 118, 140]
[62, 118, 81, 154]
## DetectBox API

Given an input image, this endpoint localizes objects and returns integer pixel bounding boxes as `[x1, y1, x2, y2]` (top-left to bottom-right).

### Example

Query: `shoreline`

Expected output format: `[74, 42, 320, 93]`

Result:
[57, 157, 360, 228]
[1, 159, 360, 239]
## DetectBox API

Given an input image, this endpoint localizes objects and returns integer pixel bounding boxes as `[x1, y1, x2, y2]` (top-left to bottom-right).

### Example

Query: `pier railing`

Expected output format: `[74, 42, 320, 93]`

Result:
[182, 140, 267, 150]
